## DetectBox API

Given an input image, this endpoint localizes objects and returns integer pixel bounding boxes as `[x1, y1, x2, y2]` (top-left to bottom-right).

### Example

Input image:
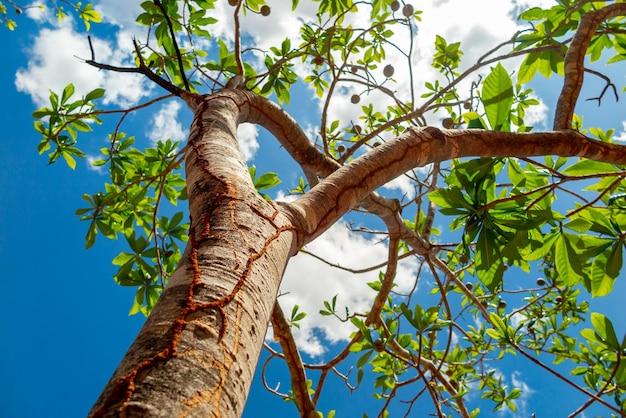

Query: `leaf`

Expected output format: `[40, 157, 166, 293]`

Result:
[85, 88, 105, 101]
[563, 218, 592, 233]
[254, 172, 282, 190]
[482, 63, 514, 131]
[61, 152, 77, 170]
[517, 53, 541, 85]
[61, 83, 75, 104]
[590, 312, 620, 351]
[562, 159, 619, 176]
[85, 223, 97, 249]
[590, 246, 620, 297]
[554, 232, 582, 287]
[518, 7, 547, 21]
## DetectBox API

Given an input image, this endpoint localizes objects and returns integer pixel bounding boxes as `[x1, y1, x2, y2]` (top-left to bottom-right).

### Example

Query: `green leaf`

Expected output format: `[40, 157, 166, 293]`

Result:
[562, 159, 620, 176]
[61, 83, 75, 104]
[85, 223, 97, 249]
[517, 53, 541, 85]
[61, 152, 77, 170]
[254, 172, 282, 190]
[85, 88, 105, 101]
[590, 245, 621, 297]
[590, 312, 620, 351]
[518, 7, 547, 21]
[554, 232, 582, 287]
[482, 63, 514, 131]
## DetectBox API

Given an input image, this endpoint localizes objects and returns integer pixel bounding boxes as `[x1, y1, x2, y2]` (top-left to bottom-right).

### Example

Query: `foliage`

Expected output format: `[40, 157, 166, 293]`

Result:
[1, 0, 100, 30]
[27, 0, 626, 416]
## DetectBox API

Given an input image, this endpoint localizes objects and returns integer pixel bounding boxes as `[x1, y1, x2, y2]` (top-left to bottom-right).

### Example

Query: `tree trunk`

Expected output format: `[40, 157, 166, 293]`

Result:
[89, 91, 301, 417]
[89, 89, 626, 417]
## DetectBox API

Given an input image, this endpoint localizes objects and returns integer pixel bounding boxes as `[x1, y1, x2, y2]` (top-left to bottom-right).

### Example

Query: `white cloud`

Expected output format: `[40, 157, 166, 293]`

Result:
[523, 97, 549, 130]
[614, 121, 626, 142]
[381, 172, 417, 199]
[93, 0, 142, 29]
[147, 100, 187, 144]
[86, 154, 106, 173]
[274, 221, 418, 357]
[510, 371, 534, 416]
[238, 123, 260, 161]
[15, 16, 150, 109]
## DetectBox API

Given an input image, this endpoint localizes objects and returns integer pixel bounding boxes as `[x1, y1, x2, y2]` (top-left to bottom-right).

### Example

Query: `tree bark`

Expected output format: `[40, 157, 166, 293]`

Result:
[89, 91, 301, 417]
[90, 89, 626, 417]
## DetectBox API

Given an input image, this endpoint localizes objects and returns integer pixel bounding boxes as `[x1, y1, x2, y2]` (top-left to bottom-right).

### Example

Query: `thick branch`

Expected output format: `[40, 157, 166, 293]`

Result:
[553, 3, 626, 130]
[290, 126, 626, 243]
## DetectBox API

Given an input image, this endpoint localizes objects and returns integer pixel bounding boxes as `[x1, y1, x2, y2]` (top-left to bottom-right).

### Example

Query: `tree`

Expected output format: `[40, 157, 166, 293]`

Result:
[21, 0, 626, 416]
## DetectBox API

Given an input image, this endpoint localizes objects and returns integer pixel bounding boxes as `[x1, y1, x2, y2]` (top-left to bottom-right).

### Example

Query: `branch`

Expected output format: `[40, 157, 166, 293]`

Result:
[512, 342, 624, 416]
[153, 0, 190, 91]
[271, 302, 318, 418]
[584, 68, 619, 106]
[567, 355, 622, 417]
[84, 37, 201, 110]
[232, 0, 245, 77]
[553, 3, 626, 130]
[290, 126, 626, 245]
[378, 321, 470, 418]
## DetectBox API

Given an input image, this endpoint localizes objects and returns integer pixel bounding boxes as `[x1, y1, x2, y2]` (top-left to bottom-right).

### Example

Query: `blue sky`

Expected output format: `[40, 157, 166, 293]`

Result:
[1, 1, 626, 417]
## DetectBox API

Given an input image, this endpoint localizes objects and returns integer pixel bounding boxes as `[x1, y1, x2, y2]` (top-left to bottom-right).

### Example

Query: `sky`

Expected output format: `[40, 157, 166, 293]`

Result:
[1, 1, 625, 417]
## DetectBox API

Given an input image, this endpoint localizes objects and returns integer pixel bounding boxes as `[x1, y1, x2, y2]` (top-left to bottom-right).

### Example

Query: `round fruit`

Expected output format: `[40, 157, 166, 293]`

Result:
[260, 5, 271, 16]
[459, 254, 468, 264]
[463, 101, 472, 110]
[383, 64, 394, 78]
[536, 277, 546, 287]
[313, 55, 324, 66]
[390, 1, 400, 11]
[442, 118, 454, 129]
[15, 7, 22, 14]
[337, 145, 345, 153]
[228, 0, 238, 6]
[353, 125, 362, 134]
[402, 4, 414, 18]
[373, 339, 385, 352]
[350, 94, 360, 104]
[498, 300, 507, 310]
[465, 282, 473, 290]
[350, 65, 358, 73]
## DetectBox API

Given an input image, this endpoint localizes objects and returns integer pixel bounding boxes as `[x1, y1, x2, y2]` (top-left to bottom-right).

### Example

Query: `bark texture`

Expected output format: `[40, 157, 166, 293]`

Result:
[90, 89, 626, 418]
[89, 91, 300, 417]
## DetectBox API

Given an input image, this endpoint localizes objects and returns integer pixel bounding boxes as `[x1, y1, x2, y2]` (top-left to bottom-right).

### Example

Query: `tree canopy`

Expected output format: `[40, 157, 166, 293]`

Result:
[7, 0, 626, 417]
